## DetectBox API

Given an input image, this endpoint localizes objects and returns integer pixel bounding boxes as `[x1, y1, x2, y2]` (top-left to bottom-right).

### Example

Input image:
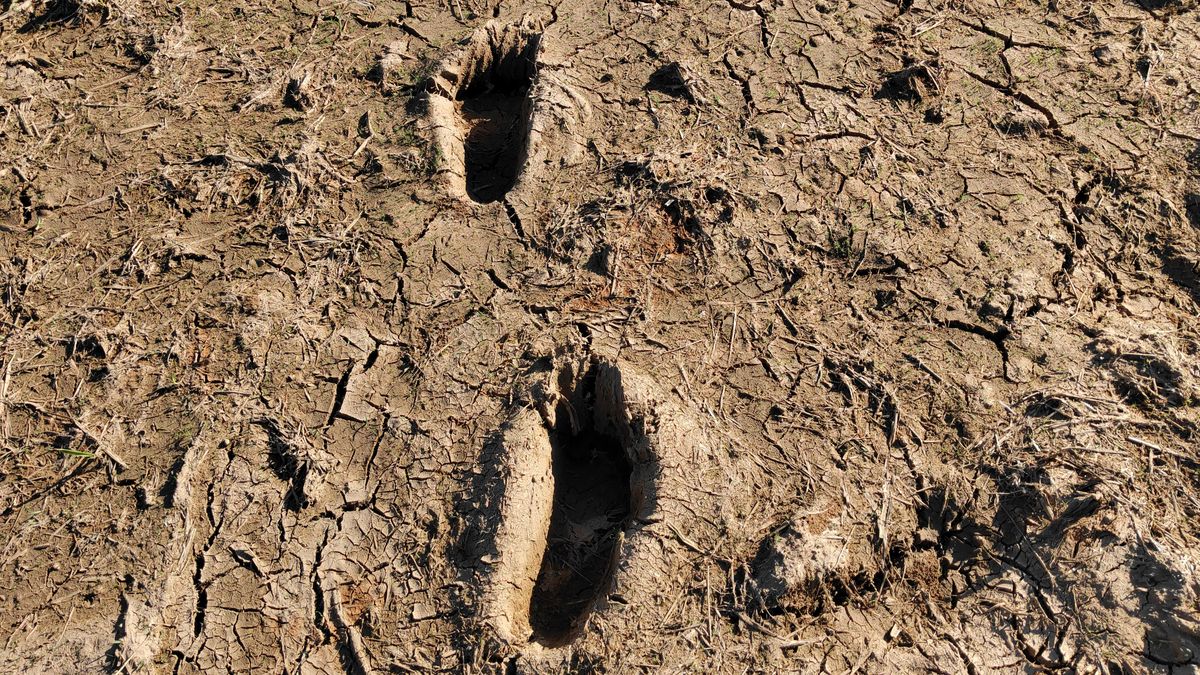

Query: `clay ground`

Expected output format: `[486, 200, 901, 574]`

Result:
[2, 0, 1200, 672]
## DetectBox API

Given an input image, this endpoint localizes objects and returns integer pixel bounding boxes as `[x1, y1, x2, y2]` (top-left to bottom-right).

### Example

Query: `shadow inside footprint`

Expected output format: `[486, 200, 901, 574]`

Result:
[460, 64, 534, 203]
[426, 23, 539, 204]
[528, 425, 631, 645]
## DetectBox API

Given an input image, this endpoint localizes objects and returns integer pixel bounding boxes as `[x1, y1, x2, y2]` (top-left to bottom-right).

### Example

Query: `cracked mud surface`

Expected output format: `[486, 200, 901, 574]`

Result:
[1, 0, 1200, 672]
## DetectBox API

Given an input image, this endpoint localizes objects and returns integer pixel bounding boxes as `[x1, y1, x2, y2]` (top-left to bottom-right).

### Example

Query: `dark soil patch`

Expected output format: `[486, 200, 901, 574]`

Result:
[528, 427, 631, 645]
[461, 89, 530, 203]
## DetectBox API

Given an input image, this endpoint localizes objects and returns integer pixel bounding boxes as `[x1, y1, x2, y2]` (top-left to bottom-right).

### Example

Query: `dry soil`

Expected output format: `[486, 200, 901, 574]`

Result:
[1, 0, 1200, 672]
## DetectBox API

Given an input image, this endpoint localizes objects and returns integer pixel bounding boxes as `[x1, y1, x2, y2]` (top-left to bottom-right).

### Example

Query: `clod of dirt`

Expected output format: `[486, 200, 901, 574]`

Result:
[751, 508, 849, 609]
[367, 39, 414, 93]
[1093, 43, 1126, 66]
[646, 61, 710, 105]
[876, 57, 941, 103]
[424, 17, 591, 206]
[283, 73, 313, 112]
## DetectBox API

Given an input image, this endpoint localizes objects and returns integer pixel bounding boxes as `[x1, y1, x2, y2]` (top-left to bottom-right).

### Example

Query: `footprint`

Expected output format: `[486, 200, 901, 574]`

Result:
[425, 17, 591, 208]
[477, 356, 734, 656]
[527, 381, 631, 646]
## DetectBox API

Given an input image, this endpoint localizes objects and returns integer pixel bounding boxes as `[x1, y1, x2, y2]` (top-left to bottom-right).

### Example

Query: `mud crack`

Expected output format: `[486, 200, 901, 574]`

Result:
[721, 53, 756, 117]
[957, 66, 1061, 130]
[944, 317, 1013, 379]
